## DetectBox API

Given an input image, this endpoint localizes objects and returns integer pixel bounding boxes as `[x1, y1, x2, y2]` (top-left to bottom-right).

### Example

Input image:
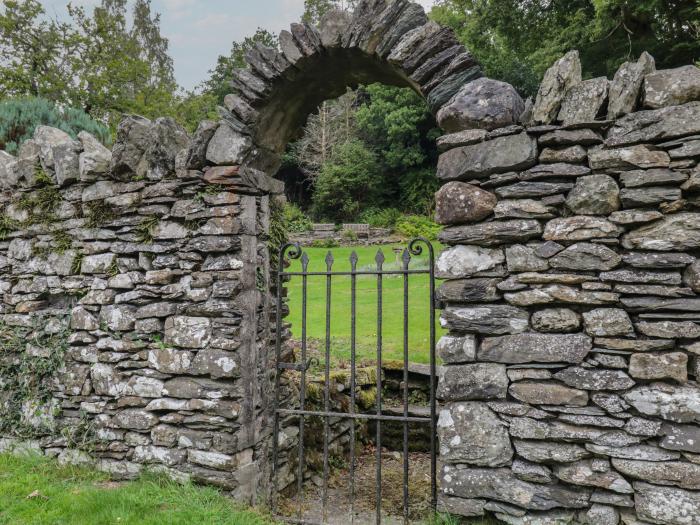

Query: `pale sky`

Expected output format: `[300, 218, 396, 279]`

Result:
[41, 0, 438, 91]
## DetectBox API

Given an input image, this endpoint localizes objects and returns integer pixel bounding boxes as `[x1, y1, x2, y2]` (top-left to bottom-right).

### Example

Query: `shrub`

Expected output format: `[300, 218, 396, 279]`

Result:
[311, 239, 339, 248]
[283, 203, 313, 233]
[0, 97, 111, 154]
[395, 215, 442, 241]
[341, 229, 358, 242]
[359, 207, 402, 229]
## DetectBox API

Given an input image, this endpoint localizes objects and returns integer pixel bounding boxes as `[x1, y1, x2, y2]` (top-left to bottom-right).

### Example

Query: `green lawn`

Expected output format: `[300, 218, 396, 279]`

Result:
[285, 243, 443, 365]
[0, 454, 274, 525]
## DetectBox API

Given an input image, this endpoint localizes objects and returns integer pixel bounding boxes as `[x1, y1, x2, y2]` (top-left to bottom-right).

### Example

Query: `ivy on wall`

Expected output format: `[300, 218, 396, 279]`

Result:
[0, 317, 70, 438]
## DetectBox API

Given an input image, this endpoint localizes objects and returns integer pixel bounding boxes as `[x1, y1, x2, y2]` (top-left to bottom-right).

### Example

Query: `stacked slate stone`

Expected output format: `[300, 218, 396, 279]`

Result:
[435, 50, 700, 524]
[0, 114, 283, 502]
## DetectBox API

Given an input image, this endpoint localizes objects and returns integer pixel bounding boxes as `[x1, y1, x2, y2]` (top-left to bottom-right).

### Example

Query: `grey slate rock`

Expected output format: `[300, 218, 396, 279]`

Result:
[437, 402, 513, 465]
[186, 120, 218, 170]
[566, 174, 620, 215]
[514, 440, 590, 463]
[629, 352, 688, 383]
[494, 199, 555, 220]
[437, 77, 525, 132]
[619, 168, 688, 188]
[532, 50, 582, 125]
[436, 278, 500, 303]
[531, 308, 581, 333]
[437, 335, 476, 364]
[539, 145, 587, 164]
[554, 366, 635, 391]
[608, 51, 655, 118]
[544, 216, 622, 241]
[633, 482, 700, 525]
[437, 363, 508, 401]
[521, 162, 590, 180]
[643, 65, 700, 109]
[660, 423, 700, 453]
[538, 128, 603, 147]
[434, 181, 497, 225]
[435, 245, 505, 278]
[478, 333, 592, 364]
[622, 252, 696, 269]
[437, 132, 538, 181]
[509, 381, 588, 406]
[624, 383, 700, 423]
[606, 101, 700, 147]
[558, 77, 609, 125]
[496, 182, 574, 199]
[620, 187, 681, 208]
[582, 308, 634, 337]
[426, 65, 483, 113]
[622, 213, 700, 251]
[550, 243, 622, 271]
[438, 220, 543, 247]
[440, 305, 529, 335]
[440, 466, 591, 510]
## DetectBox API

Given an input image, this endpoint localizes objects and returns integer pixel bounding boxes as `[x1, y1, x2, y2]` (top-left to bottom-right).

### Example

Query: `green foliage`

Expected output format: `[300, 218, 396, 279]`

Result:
[0, 454, 276, 525]
[0, 97, 111, 154]
[0, 0, 179, 127]
[355, 84, 434, 171]
[0, 317, 70, 438]
[341, 228, 358, 242]
[17, 169, 62, 224]
[359, 207, 402, 229]
[0, 215, 20, 240]
[311, 139, 382, 222]
[310, 238, 340, 248]
[431, 0, 700, 97]
[302, 0, 357, 23]
[394, 215, 442, 241]
[398, 167, 441, 215]
[85, 200, 116, 228]
[203, 28, 277, 104]
[268, 197, 289, 270]
[135, 216, 159, 244]
[283, 203, 313, 233]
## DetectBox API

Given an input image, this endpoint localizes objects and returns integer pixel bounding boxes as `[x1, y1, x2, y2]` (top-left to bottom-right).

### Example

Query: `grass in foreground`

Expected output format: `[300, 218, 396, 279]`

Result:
[286, 243, 443, 365]
[0, 453, 274, 525]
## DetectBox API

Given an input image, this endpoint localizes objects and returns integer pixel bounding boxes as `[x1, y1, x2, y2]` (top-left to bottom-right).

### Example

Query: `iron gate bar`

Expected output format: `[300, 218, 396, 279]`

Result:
[271, 238, 437, 525]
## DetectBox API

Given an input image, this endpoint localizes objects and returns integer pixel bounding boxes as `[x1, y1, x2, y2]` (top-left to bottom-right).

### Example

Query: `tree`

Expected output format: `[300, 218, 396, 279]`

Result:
[203, 28, 277, 104]
[0, 0, 180, 126]
[302, 0, 356, 24]
[311, 139, 381, 221]
[431, 0, 700, 97]
[292, 90, 357, 181]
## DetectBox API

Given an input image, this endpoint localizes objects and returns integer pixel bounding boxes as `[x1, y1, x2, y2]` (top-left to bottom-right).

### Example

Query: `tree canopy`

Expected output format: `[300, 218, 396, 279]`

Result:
[431, 0, 700, 96]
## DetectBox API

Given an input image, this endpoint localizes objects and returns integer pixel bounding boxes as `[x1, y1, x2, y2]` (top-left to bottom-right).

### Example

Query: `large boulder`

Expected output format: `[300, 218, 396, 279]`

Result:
[434, 182, 497, 225]
[438, 402, 513, 466]
[643, 65, 700, 109]
[437, 77, 525, 132]
[531, 50, 582, 124]
[608, 52, 655, 118]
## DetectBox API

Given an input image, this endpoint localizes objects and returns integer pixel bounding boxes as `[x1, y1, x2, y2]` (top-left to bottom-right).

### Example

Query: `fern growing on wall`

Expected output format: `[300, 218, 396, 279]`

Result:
[0, 97, 111, 154]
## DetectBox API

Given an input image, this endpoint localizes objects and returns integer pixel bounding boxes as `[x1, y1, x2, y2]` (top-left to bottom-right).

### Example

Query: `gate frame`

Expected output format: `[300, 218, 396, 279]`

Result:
[271, 238, 437, 525]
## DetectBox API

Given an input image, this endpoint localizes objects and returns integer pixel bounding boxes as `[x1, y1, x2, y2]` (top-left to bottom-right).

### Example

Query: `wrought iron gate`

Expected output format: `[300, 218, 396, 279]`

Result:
[271, 238, 437, 525]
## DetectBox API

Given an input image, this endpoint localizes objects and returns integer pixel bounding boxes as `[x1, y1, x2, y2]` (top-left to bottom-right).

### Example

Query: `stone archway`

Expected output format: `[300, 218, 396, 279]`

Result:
[190, 1, 483, 179]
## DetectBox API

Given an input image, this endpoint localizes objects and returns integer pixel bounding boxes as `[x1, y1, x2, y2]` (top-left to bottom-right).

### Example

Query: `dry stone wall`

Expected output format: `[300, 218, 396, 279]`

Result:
[434, 50, 700, 524]
[0, 116, 281, 503]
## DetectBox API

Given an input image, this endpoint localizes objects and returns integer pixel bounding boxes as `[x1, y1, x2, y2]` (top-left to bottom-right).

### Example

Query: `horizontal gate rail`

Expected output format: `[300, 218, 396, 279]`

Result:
[271, 238, 437, 525]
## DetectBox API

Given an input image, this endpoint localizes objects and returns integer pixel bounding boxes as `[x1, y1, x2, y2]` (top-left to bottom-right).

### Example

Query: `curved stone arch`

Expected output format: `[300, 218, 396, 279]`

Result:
[200, 0, 483, 180]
